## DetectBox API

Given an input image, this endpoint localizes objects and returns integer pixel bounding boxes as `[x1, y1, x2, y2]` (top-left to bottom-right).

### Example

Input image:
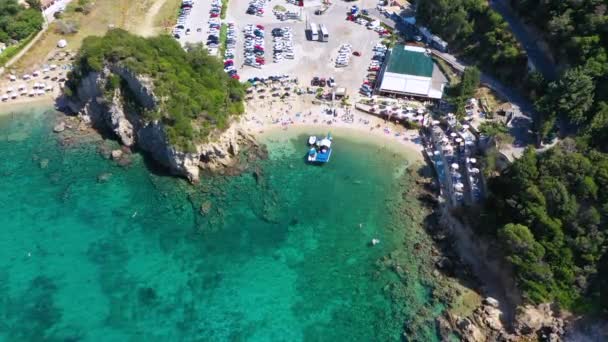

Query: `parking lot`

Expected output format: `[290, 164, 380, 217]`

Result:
[226, 0, 383, 95]
[175, 0, 218, 54]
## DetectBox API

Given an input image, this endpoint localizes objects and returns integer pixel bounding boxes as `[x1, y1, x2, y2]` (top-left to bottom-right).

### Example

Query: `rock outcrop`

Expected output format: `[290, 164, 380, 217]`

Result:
[65, 65, 264, 182]
[442, 298, 565, 341]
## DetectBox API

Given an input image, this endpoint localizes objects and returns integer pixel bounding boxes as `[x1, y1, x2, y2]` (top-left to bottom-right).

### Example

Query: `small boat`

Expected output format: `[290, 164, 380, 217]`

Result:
[308, 135, 317, 145]
[306, 133, 332, 164]
[371, 238, 380, 246]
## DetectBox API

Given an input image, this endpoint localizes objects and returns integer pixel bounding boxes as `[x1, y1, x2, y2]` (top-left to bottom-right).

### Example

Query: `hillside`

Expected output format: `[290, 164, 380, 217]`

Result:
[64, 29, 258, 182]
[66, 29, 245, 151]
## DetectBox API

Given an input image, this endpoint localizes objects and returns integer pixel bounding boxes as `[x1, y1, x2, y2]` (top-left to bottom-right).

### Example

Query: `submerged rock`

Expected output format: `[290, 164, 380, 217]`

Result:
[97, 173, 112, 183]
[200, 201, 212, 216]
[53, 122, 65, 133]
[39, 159, 49, 169]
[111, 149, 123, 160]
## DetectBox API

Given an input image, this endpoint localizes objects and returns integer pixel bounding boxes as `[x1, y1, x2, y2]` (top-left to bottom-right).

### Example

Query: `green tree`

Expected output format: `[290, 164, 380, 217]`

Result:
[553, 68, 595, 124]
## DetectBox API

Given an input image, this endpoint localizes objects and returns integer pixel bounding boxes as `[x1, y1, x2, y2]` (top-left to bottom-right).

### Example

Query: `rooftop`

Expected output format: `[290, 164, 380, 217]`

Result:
[385, 45, 434, 78]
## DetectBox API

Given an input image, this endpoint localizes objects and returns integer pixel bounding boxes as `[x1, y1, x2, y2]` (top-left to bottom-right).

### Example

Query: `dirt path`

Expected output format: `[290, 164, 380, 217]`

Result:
[137, 0, 168, 37]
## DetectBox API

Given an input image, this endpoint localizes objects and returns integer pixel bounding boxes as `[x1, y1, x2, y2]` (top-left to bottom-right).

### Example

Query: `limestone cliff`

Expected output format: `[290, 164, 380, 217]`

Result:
[65, 66, 265, 182]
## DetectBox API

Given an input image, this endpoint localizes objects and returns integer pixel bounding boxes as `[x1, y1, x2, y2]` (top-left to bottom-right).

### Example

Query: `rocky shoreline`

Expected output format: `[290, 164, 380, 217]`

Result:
[54, 63, 569, 339]
[61, 65, 267, 183]
[411, 172, 568, 341]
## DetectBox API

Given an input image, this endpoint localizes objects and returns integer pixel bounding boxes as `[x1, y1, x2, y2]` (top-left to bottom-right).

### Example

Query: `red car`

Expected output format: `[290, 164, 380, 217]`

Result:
[256, 24, 264, 29]
[231, 75, 240, 80]
[210, 13, 218, 17]
[369, 66, 380, 71]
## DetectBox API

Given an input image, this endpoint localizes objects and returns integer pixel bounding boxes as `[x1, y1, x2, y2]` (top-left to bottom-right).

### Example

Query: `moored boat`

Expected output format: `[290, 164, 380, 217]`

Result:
[306, 133, 332, 164]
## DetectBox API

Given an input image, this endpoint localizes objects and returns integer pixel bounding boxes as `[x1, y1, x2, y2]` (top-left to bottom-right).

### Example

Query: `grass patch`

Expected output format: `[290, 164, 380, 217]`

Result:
[155, 0, 182, 34]
[12, 0, 163, 72]
[0, 32, 37, 67]
[219, 23, 228, 57]
[221, 0, 229, 19]
[475, 86, 505, 115]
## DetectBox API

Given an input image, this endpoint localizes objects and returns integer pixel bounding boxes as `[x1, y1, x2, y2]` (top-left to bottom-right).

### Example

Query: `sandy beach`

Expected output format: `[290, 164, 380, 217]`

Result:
[237, 97, 425, 161]
[0, 97, 55, 116]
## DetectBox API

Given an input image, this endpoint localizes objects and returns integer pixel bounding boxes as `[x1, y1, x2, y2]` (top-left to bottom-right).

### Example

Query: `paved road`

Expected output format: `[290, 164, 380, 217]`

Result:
[489, 0, 558, 81]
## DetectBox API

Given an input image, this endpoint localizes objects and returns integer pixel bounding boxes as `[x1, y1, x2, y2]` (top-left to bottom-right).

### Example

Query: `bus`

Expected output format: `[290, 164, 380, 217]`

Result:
[308, 22, 318, 41]
[319, 24, 329, 42]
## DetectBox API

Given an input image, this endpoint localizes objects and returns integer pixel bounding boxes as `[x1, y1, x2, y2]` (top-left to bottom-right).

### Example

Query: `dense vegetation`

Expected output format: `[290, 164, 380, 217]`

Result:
[508, 1, 608, 146]
[416, 0, 527, 84]
[483, 143, 608, 312]
[479, 0, 608, 315]
[449, 66, 480, 117]
[67, 29, 245, 151]
[417, 0, 608, 315]
[0, 0, 44, 44]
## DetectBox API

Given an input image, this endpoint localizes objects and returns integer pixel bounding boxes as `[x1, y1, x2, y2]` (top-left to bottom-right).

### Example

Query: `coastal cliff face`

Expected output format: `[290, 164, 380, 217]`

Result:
[66, 66, 264, 182]
[429, 206, 567, 341]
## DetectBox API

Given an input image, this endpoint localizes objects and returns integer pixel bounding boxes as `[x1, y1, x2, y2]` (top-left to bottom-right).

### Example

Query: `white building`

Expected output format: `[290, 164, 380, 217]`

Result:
[377, 45, 447, 100]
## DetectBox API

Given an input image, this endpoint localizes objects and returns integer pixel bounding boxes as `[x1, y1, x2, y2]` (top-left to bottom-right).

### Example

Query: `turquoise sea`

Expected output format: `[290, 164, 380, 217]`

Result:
[0, 107, 443, 341]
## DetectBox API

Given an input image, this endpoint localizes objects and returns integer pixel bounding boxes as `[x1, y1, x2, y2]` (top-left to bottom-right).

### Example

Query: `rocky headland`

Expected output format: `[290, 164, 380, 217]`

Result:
[62, 64, 266, 182]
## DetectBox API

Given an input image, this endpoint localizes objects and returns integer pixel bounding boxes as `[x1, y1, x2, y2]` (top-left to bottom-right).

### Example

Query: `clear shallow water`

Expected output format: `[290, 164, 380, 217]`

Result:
[0, 108, 442, 341]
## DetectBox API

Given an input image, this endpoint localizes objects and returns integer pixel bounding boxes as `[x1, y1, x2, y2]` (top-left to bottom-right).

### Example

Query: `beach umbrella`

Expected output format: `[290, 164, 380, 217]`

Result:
[6, 87, 13, 92]
[9, 75, 16, 81]
[451, 163, 459, 170]
[470, 168, 480, 174]
[470, 158, 476, 163]
[11, 93, 17, 99]
[50, 64, 57, 70]
[1, 94, 8, 101]
[23, 74, 30, 80]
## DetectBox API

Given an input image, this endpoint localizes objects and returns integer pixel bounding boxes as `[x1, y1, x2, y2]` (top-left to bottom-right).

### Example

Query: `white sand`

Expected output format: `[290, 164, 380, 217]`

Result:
[236, 97, 424, 161]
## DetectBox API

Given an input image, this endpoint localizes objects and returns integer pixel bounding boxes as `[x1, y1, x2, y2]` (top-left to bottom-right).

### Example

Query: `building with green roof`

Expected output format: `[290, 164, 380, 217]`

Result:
[377, 45, 447, 99]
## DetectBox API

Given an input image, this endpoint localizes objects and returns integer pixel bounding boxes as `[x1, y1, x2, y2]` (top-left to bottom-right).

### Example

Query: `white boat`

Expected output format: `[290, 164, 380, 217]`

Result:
[308, 136, 317, 145]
